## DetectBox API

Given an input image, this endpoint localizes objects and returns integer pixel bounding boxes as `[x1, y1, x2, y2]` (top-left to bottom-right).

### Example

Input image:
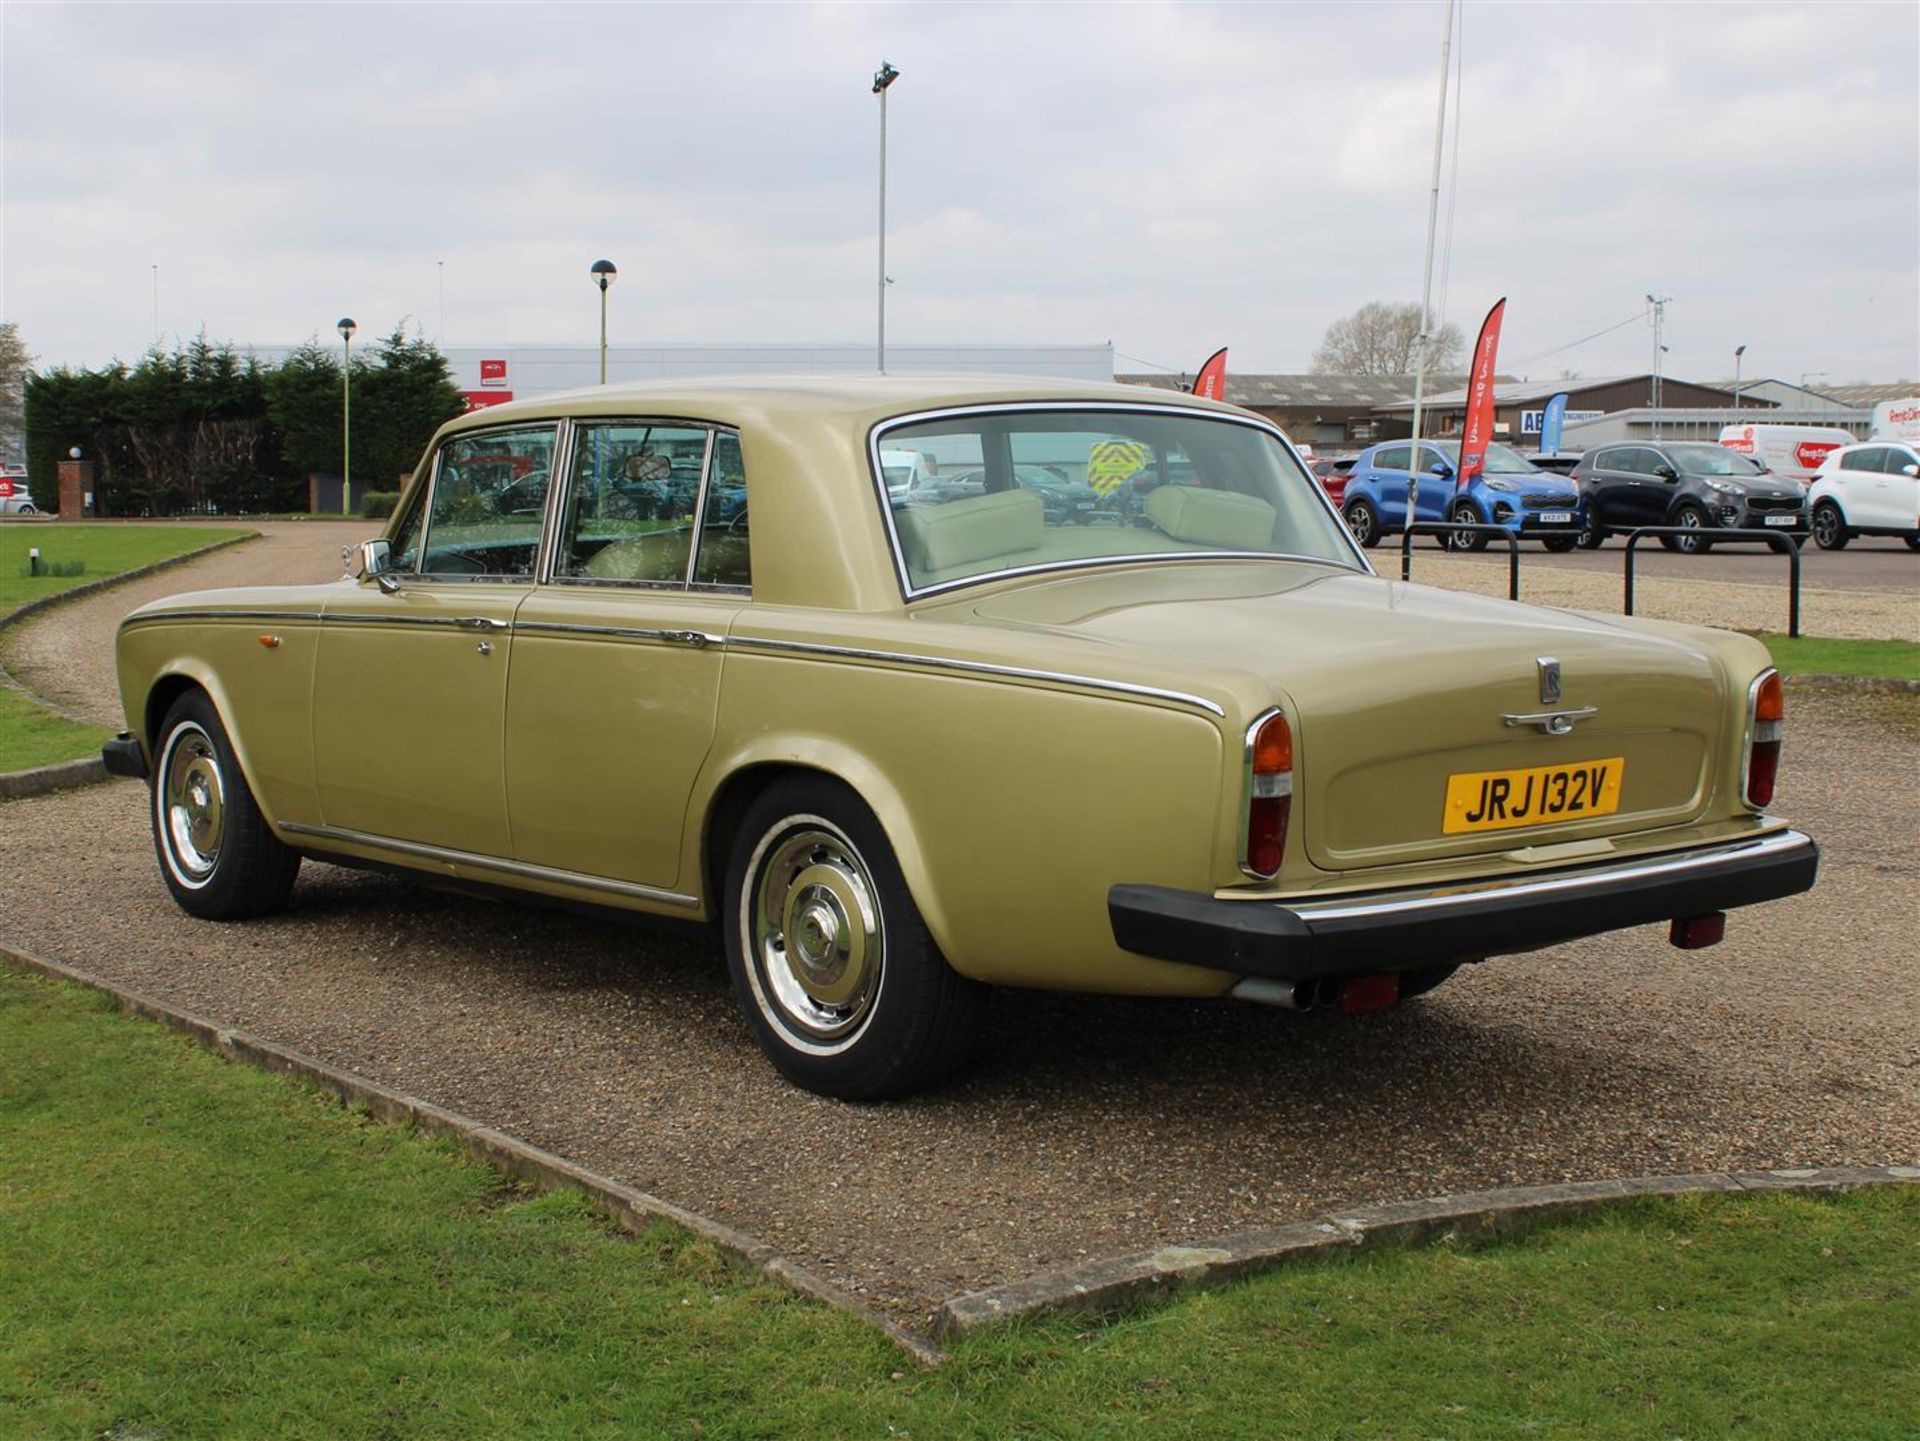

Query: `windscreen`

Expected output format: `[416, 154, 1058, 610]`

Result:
[1434, 440, 1537, 474]
[877, 408, 1358, 593]
[1669, 443, 1763, 477]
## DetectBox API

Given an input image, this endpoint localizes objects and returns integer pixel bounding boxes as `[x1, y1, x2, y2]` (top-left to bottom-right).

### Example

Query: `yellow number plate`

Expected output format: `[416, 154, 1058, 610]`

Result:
[1443, 757, 1625, 834]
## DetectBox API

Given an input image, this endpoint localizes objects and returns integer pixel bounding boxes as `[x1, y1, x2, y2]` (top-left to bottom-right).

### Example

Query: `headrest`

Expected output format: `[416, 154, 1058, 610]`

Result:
[896, 489, 1044, 574]
[1143, 485, 1276, 548]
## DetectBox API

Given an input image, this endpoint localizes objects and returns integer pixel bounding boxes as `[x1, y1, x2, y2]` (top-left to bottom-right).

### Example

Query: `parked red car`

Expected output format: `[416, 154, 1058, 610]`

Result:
[1310, 455, 1356, 506]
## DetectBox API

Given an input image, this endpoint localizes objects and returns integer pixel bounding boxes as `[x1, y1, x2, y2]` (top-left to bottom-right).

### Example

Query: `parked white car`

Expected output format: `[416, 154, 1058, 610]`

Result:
[1807, 441, 1920, 550]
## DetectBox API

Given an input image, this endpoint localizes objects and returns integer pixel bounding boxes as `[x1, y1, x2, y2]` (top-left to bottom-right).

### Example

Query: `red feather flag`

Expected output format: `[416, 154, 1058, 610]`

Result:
[1456, 299, 1507, 491]
[1192, 347, 1228, 402]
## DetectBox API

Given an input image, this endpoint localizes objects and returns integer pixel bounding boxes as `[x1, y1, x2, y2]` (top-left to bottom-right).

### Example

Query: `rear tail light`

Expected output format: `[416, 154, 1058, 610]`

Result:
[1744, 668, 1784, 810]
[1242, 709, 1293, 880]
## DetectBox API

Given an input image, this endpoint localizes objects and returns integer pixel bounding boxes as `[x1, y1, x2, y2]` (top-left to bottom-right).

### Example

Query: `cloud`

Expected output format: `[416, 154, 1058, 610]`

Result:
[2, 0, 1914, 383]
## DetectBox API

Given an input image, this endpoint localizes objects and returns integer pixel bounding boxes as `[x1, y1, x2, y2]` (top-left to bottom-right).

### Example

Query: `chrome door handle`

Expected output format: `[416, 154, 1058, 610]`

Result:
[663, 630, 710, 649]
[476, 641, 494, 656]
[461, 616, 510, 631]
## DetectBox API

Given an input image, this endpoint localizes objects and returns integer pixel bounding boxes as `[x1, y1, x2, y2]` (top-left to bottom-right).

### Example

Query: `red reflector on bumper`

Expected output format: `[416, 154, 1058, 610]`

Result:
[1669, 913, 1726, 950]
[1340, 973, 1400, 1013]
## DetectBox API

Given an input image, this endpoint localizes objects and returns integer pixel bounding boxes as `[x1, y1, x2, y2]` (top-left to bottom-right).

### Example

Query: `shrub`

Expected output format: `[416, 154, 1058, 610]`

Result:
[20, 557, 86, 578]
[361, 491, 400, 519]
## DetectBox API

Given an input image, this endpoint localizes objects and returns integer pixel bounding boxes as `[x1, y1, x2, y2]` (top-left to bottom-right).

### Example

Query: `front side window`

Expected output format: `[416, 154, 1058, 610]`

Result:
[411, 424, 556, 578]
[875, 407, 1356, 595]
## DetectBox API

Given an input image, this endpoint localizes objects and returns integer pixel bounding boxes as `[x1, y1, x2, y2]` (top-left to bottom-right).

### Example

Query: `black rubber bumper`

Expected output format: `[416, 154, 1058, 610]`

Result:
[101, 734, 150, 780]
[1110, 830, 1819, 981]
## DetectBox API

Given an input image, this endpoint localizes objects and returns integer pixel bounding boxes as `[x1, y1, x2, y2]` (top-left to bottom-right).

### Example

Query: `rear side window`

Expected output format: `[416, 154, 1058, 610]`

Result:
[1846, 447, 1887, 474]
[1373, 445, 1411, 470]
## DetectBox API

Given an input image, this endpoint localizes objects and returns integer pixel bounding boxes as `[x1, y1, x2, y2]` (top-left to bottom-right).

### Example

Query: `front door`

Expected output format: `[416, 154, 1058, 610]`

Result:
[311, 421, 557, 857]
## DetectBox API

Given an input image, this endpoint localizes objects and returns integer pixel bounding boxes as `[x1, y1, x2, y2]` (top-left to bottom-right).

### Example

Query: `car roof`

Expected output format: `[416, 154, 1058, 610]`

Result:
[437, 372, 1251, 438]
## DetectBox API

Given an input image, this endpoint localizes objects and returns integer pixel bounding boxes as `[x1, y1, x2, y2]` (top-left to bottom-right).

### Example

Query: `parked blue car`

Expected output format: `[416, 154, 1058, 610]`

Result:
[1340, 439, 1585, 552]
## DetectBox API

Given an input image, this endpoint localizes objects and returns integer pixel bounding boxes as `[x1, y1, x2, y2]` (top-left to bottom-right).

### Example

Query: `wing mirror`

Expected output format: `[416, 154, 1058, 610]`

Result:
[1655, 464, 1680, 481]
[355, 538, 401, 594]
[1904, 463, 1919, 478]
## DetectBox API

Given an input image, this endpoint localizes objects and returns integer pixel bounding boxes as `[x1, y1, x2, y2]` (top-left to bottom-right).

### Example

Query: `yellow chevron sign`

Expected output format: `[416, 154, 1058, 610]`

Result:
[1086, 440, 1150, 495]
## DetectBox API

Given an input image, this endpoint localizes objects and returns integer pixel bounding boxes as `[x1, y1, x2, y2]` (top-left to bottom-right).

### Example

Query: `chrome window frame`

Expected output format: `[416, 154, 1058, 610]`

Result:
[866, 401, 1368, 604]
[542, 416, 750, 596]
[404, 419, 564, 586]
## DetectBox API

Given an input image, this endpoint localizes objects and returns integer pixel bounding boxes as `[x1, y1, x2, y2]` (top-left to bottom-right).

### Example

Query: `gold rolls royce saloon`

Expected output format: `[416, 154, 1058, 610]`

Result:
[106, 377, 1817, 1098]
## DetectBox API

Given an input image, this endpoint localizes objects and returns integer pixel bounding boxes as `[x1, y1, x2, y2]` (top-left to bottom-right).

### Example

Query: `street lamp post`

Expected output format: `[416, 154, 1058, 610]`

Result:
[873, 61, 899, 374]
[590, 259, 617, 384]
[1646, 293, 1670, 439]
[1732, 344, 1746, 412]
[336, 318, 356, 516]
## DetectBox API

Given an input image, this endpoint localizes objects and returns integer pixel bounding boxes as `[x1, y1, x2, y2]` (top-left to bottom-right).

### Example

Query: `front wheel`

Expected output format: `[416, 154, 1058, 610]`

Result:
[1670, 504, 1714, 554]
[724, 777, 984, 1099]
[1576, 511, 1607, 549]
[1448, 500, 1488, 552]
[1344, 498, 1381, 549]
[1904, 535, 1920, 552]
[1810, 500, 1851, 550]
[151, 691, 300, 920]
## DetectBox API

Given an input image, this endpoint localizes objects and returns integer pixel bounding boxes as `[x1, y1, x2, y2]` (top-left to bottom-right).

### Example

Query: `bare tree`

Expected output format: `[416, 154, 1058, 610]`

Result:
[0, 322, 31, 461]
[1310, 302, 1464, 376]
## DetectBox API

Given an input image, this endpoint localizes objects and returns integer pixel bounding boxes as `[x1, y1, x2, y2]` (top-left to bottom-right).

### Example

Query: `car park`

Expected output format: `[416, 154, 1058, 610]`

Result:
[1571, 442, 1807, 553]
[105, 375, 1817, 1099]
[1339, 439, 1583, 551]
[1807, 440, 1920, 550]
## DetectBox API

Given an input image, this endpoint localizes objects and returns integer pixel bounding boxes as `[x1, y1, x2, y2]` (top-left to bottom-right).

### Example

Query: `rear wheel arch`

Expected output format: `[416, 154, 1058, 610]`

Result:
[697, 750, 952, 958]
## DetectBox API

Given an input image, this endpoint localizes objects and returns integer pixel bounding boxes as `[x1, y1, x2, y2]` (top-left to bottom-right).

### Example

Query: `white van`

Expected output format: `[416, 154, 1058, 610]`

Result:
[1870, 398, 1920, 445]
[1717, 423, 1855, 485]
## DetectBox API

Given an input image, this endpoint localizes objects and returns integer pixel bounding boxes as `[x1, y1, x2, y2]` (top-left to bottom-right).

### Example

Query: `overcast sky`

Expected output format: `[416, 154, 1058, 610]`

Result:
[3, 1, 1915, 385]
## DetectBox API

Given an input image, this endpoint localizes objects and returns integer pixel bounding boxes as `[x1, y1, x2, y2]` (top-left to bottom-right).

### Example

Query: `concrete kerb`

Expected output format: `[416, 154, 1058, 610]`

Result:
[935, 1165, 1920, 1340]
[6, 944, 1917, 1361]
[0, 944, 947, 1369]
[0, 531, 258, 802]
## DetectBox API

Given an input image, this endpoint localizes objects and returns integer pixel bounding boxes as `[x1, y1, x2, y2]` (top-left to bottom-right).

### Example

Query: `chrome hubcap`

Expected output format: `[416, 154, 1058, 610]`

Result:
[748, 819, 882, 1047]
[161, 724, 225, 883]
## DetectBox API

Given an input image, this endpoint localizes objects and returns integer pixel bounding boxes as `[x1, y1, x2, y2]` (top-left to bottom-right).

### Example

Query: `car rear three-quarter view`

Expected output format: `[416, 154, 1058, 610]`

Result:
[105, 375, 1818, 1099]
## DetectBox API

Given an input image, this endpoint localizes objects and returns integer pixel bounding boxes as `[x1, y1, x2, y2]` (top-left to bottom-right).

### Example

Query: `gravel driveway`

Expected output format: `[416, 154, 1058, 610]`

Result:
[2, 523, 1915, 1324]
[4, 693, 1913, 1323]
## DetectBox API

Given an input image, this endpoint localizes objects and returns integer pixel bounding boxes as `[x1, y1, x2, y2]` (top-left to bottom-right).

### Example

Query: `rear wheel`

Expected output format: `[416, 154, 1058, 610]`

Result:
[1447, 500, 1488, 552]
[151, 691, 300, 920]
[723, 776, 983, 1099]
[1540, 533, 1579, 553]
[1670, 503, 1714, 554]
[1344, 497, 1381, 549]
[1810, 500, 1850, 550]
[1904, 535, 1920, 551]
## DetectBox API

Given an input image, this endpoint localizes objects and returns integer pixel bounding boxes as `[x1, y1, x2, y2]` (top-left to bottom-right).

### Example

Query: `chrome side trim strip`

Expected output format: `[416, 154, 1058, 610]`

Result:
[322, 611, 507, 630]
[726, 635, 1226, 716]
[120, 609, 328, 629]
[1282, 829, 1813, 923]
[515, 620, 724, 647]
[277, 821, 701, 909]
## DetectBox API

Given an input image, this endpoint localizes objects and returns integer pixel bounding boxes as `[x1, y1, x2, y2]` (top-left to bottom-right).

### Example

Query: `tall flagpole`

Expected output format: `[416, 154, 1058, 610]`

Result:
[1402, 0, 1456, 581]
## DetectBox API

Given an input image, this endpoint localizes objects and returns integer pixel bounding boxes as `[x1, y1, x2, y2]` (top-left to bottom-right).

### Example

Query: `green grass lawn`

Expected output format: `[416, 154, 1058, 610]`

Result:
[1760, 633, 1920, 682]
[0, 687, 113, 770]
[0, 525, 249, 774]
[3, 968, 1915, 1439]
[0, 524, 249, 617]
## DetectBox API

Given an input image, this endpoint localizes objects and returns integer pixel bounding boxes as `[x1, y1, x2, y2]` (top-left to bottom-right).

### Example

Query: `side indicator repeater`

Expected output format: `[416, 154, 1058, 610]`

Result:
[258, 634, 282, 649]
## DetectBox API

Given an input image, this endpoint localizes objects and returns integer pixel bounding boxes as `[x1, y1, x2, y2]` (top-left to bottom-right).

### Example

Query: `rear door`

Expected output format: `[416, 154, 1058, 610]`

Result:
[1367, 445, 1414, 527]
[503, 421, 749, 893]
[1583, 447, 1638, 530]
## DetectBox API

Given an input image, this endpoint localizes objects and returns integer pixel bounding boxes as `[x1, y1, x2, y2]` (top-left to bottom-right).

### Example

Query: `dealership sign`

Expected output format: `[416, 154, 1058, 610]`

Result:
[461, 390, 515, 412]
[1520, 408, 1602, 435]
[479, 358, 508, 387]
